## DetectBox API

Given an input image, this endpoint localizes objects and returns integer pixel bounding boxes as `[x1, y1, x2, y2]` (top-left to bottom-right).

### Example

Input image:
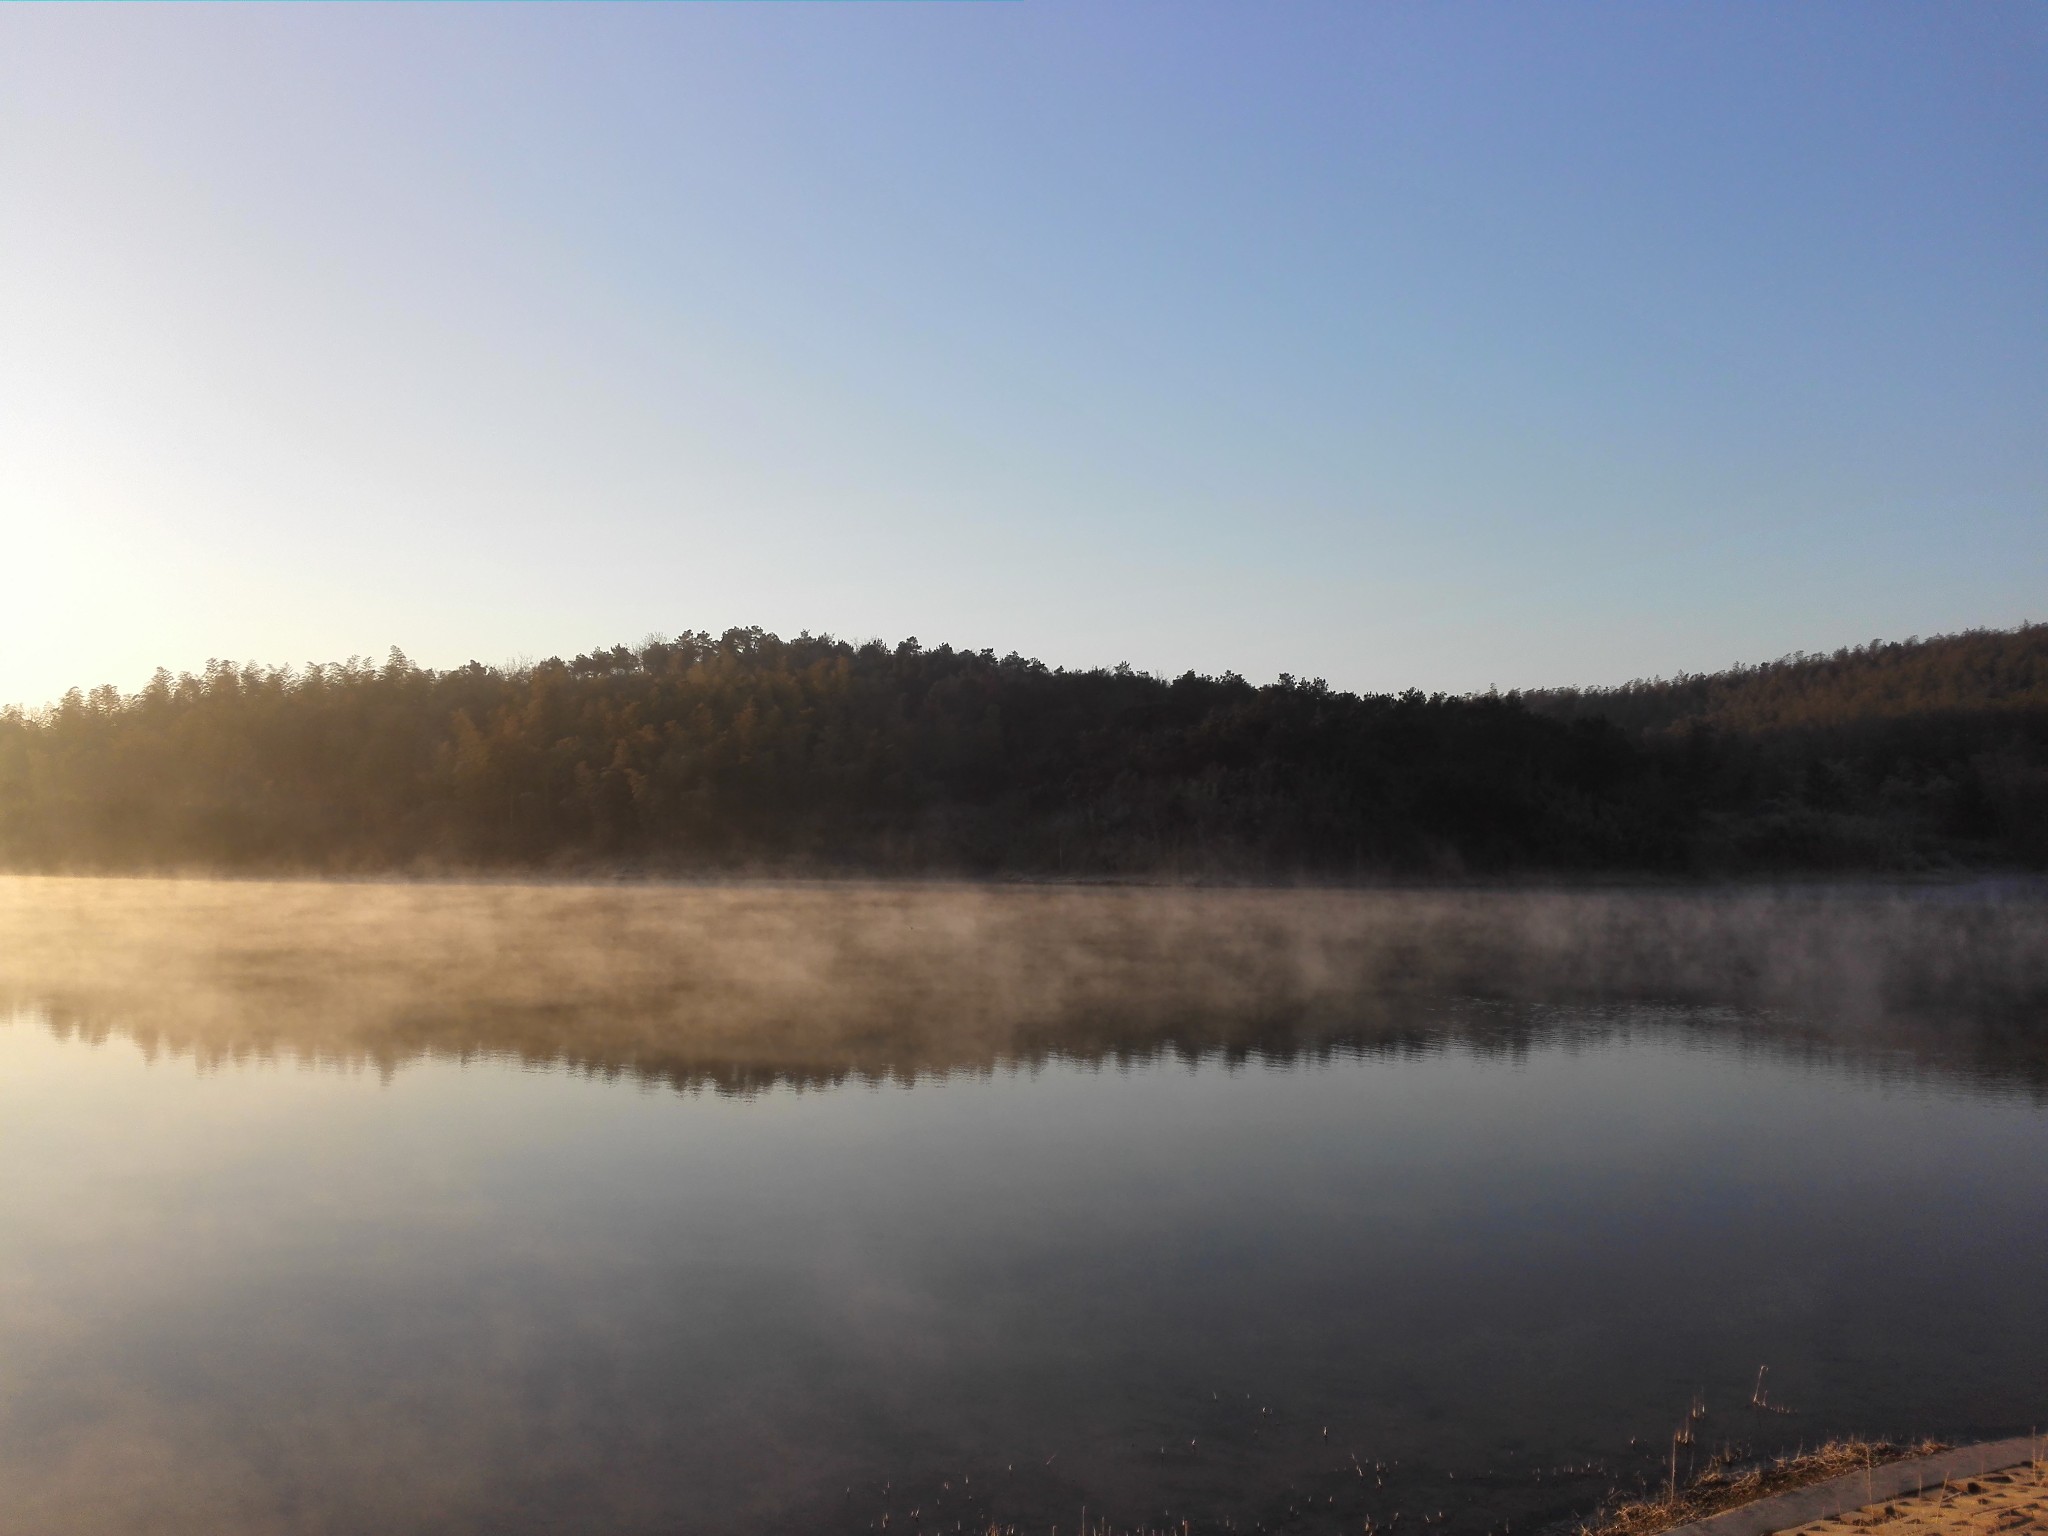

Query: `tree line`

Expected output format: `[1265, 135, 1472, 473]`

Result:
[1519, 622, 2048, 869]
[1519, 623, 2048, 734]
[1, 624, 2042, 876]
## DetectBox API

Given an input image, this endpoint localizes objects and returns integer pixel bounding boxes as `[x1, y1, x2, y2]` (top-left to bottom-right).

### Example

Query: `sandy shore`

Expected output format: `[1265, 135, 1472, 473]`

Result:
[1646, 1440, 2047, 1536]
[1779, 1457, 2046, 1536]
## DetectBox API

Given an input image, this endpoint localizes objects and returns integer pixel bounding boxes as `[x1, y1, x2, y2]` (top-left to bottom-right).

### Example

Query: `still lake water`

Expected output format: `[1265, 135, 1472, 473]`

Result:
[2, 881, 2045, 1535]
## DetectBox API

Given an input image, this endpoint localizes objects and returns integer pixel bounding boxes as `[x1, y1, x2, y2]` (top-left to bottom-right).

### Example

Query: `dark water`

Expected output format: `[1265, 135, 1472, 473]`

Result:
[3, 993, 2045, 1536]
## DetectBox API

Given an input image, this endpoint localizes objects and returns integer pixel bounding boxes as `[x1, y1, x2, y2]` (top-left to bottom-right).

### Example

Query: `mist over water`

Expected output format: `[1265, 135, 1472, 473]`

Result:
[5, 877, 2047, 1089]
[2, 878, 2045, 1535]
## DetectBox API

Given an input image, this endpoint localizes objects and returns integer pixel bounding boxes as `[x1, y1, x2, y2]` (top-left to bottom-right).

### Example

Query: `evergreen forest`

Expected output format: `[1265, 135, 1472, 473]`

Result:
[3, 624, 2043, 877]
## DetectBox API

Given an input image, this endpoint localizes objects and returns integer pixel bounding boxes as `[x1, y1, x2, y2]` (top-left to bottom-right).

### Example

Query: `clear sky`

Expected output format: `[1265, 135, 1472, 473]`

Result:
[2, 2, 2042, 709]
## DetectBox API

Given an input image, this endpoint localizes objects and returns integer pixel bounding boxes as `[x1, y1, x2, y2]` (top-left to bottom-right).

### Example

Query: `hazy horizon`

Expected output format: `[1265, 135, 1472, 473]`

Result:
[8, 616, 2045, 719]
[4, 3, 2043, 710]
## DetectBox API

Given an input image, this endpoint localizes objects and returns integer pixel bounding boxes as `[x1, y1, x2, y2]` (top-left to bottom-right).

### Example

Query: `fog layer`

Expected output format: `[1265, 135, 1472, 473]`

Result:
[5, 877, 2044, 1092]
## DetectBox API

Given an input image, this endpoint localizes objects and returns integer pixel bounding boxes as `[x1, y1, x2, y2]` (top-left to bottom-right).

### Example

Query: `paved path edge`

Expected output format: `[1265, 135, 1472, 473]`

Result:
[1664, 1435, 2046, 1536]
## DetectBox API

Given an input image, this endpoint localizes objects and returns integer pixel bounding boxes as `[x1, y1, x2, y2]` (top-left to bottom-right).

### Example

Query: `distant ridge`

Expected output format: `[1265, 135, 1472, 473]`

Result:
[1521, 622, 2048, 735]
[2, 623, 2043, 877]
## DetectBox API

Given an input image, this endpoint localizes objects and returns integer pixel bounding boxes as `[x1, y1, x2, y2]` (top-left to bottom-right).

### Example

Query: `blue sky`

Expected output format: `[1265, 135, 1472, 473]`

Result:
[2, 2, 2041, 707]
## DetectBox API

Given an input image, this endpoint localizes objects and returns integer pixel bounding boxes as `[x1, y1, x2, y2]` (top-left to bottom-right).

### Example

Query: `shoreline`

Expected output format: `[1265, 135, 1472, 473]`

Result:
[1586, 1438, 2045, 1536]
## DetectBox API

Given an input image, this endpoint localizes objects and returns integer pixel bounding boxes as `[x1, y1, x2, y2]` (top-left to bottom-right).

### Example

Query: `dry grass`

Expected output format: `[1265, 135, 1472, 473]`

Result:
[1784, 1457, 2048, 1536]
[1582, 1440, 1953, 1536]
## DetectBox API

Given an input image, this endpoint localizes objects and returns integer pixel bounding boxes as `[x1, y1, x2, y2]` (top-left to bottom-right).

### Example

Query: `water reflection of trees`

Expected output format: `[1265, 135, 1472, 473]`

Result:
[5, 878, 2046, 1098]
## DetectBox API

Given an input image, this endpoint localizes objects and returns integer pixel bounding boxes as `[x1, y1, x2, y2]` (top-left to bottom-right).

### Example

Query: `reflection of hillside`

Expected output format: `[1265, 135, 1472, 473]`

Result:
[4, 877, 2046, 1096]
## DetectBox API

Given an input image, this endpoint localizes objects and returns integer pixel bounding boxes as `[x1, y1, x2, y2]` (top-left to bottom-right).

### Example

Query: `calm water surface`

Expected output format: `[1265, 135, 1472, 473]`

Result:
[3, 994, 2045, 1536]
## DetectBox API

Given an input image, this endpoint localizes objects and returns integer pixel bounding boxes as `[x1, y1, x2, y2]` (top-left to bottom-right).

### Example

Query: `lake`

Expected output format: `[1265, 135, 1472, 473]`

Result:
[2, 878, 2044, 1535]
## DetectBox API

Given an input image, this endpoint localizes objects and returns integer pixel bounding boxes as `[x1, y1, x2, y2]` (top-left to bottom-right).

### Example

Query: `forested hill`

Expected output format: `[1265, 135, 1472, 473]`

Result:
[1519, 623, 2048, 735]
[1, 624, 2043, 877]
